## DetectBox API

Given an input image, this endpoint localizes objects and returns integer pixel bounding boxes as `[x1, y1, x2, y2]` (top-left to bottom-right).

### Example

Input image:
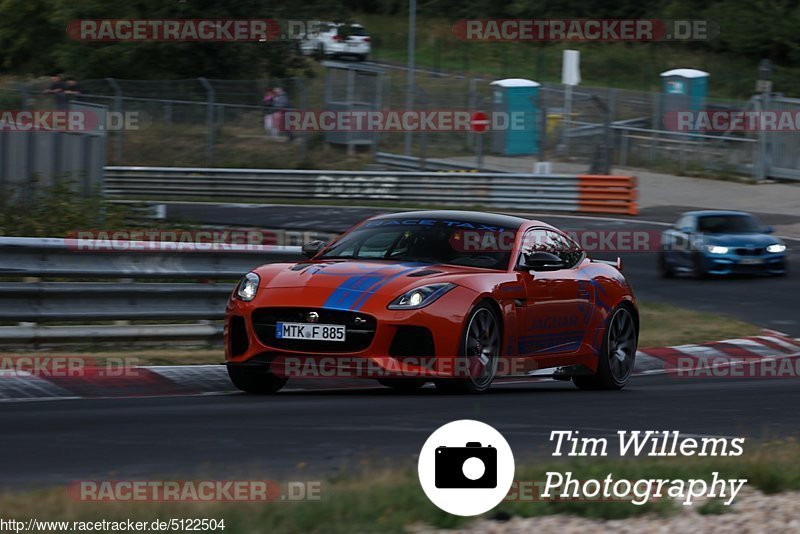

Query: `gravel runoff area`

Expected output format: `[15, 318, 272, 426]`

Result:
[410, 488, 800, 533]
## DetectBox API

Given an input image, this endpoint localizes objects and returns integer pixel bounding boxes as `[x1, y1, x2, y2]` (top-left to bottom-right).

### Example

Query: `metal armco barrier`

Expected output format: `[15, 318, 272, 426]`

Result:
[104, 166, 638, 215]
[0, 237, 304, 343]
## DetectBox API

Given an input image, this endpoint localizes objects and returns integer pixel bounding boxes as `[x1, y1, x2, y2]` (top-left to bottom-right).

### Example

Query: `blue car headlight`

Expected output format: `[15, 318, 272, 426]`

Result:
[705, 245, 729, 254]
[388, 283, 455, 310]
[767, 243, 786, 254]
[235, 272, 260, 301]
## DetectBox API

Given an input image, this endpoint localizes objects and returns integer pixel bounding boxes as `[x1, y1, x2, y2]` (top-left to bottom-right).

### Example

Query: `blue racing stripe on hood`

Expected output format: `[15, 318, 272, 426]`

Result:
[322, 262, 427, 311]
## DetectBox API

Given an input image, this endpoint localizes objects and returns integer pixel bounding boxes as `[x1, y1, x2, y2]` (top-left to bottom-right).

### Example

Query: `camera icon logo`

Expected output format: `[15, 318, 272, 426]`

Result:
[418, 420, 515, 516]
[435, 442, 497, 488]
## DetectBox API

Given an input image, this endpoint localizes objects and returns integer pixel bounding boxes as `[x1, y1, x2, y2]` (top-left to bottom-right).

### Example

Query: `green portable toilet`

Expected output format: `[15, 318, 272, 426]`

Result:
[660, 68, 709, 130]
[490, 78, 540, 156]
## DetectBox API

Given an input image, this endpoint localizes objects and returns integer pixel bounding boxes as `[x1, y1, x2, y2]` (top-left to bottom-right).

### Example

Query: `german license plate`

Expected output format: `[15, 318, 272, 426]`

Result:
[276, 322, 346, 341]
[739, 258, 764, 265]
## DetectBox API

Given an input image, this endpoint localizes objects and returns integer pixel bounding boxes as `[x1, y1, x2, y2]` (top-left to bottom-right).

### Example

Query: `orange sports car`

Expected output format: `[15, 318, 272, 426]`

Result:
[225, 210, 638, 393]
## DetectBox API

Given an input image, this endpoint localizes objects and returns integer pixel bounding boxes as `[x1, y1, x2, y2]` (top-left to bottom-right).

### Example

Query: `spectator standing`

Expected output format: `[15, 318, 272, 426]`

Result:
[63, 78, 83, 102]
[43, 73, 67, 109]
[272, 87, 294, 141]
[262, 88, 276, 137]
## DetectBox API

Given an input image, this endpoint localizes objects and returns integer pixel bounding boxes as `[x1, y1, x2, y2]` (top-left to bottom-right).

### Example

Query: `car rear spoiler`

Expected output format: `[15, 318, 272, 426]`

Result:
[590, 257, 623, 271]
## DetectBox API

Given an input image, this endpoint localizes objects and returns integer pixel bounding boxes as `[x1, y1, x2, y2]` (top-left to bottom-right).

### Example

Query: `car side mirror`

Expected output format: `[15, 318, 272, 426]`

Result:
[764, 225, 774, 234]
[302, 240, 327, 258]
[520, 251, 566, 272]
[680, 226, 694, 234]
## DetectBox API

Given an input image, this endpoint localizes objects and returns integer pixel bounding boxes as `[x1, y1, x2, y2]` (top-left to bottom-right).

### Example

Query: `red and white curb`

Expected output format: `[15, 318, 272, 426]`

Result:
[635, 330, 800, 376]
[1, 331, 798, 402]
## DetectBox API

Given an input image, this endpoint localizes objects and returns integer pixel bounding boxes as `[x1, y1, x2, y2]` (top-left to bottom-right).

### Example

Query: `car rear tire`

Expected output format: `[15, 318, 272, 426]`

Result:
[435, 303, 500, 394]
[573, 305, 637, 391]
[378, 378, 426, 391]
[227, 365, 287, 394]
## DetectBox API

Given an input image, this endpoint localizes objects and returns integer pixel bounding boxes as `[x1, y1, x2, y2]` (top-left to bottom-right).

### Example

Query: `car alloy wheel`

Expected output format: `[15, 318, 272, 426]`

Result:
[435, 304, 500, 394]
[465, 307, 500, 390]
[573, 305, 637, 390]
[607, 307, 636, 383]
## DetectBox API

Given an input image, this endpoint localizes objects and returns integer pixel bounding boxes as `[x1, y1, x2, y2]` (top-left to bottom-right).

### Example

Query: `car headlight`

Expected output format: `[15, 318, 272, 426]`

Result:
[235, 272, 260, 301]
[388, 283, 455, 310]
[767, 243, 787, 253]
[706, 245, 729, 254]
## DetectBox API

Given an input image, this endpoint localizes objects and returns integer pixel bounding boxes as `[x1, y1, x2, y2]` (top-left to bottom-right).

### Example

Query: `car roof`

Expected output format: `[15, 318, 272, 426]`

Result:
[682, 210, 754, 217]
[369, 210, 541, 230]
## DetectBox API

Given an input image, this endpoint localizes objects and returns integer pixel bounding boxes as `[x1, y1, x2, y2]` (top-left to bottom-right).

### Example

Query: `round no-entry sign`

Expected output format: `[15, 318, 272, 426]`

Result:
[471, 111, 489, 132]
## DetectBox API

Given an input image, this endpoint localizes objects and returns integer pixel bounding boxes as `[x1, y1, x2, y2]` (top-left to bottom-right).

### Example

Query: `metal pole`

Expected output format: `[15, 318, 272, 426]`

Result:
[106, 78, 123, 162]
[403, 0, 416, 155]
[198, 78, 215, 166]
[476, 131, 483, 170]
[564, 83, 572, 155]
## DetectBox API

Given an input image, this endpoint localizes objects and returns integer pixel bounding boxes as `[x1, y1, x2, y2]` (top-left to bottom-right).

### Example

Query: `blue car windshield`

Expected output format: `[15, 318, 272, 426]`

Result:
[319, 223, 513, 270]
[697, 215, 762, 234]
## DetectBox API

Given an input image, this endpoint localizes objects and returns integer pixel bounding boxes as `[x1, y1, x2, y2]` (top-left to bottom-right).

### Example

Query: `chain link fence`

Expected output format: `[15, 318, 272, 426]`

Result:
[4, 65, 796, 180]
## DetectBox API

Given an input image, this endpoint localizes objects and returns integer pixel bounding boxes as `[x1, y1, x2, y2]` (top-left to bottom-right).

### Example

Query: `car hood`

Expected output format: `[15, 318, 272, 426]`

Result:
[702, 233, 781, 247]
[252, 260, 481, 306]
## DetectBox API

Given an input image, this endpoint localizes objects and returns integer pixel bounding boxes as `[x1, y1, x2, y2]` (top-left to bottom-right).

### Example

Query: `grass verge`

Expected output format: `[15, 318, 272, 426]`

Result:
[1, 440, 799, 533]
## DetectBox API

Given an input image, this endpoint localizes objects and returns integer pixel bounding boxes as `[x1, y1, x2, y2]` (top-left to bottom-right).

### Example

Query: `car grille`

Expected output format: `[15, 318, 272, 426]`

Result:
[251, 307, 377, 353]
[735, 247, 765, 256]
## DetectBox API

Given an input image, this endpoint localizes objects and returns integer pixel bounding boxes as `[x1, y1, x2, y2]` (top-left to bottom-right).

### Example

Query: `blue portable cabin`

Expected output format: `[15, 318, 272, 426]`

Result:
[660, 68, 709, 130]
[490, 78, 540, 156]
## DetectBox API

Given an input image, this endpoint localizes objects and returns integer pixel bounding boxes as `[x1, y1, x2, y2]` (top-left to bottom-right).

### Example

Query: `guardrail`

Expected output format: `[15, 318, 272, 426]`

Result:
[374, 152, 480, 171]
[0, 237, 304, 343]
[104, 166, 637, 215]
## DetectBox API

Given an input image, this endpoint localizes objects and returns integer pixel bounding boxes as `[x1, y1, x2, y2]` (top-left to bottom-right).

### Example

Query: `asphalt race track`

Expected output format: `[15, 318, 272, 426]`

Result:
[2, 374, 799, 489]
[1, 204, 797, 491]
[166, 203, 800, 335]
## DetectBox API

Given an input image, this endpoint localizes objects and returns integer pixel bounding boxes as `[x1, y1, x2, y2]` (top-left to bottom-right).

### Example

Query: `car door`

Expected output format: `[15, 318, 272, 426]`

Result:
[516, 228, 589, 357]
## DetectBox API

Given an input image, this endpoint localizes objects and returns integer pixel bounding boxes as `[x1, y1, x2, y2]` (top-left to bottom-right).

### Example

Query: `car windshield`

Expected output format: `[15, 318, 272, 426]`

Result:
[697, 215, 762, 234]
[319, 220, 515, 270]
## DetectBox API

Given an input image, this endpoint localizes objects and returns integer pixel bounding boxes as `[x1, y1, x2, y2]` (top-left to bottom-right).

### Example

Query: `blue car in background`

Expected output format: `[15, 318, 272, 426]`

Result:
[659, 210, 788, 278]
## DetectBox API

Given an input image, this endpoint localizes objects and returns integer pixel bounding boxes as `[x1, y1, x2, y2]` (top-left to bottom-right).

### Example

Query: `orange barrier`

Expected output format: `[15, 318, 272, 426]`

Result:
[577, 175, 638, 215]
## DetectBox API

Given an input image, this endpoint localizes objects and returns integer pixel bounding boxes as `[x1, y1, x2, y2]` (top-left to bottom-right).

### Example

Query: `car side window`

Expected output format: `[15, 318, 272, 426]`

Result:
[675, 216, 694, 232]
[519, 228, 583, 269]
[545, 230, 584, 268]
[519, 229, 551, 258]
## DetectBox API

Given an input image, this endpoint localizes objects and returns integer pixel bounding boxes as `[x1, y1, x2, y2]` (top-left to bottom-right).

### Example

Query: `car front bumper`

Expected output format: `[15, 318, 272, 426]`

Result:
[699, 252, 787, 275]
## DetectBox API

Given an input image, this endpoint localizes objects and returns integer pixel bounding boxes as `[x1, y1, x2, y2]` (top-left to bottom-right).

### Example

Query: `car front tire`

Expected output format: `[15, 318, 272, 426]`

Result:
[227, 365, 287, 394]
[693, 252, 709, 279]
[435, 303, 500, 394]
[573, 305, 637, 391]
[657, 251, 674, 278]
